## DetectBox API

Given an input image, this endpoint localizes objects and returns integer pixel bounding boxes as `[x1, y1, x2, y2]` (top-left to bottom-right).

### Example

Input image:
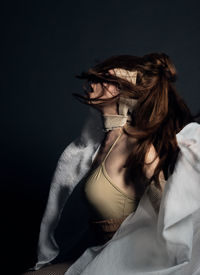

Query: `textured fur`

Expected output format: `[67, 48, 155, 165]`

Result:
[32, 108, 104, 270]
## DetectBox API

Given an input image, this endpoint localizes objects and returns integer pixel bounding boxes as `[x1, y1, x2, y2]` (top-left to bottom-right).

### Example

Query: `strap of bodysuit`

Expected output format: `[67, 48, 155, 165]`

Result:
[102, 127, 123, 164]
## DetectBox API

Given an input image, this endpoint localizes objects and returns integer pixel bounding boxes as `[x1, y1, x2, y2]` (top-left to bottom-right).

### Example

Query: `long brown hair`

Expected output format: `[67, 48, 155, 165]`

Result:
[73, 53, 198, 196]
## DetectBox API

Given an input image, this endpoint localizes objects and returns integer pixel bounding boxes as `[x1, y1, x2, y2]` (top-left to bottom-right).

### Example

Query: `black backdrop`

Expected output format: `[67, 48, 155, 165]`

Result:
[1, 1, 200, 274]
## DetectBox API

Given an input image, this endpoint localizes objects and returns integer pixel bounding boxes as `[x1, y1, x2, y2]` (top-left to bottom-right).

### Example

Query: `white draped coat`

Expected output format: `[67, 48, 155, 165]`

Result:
[32, 108, 200, 275]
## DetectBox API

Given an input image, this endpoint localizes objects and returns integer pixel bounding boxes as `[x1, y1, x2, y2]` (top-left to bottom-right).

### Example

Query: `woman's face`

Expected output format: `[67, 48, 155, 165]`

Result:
[87, 70, 119, 104]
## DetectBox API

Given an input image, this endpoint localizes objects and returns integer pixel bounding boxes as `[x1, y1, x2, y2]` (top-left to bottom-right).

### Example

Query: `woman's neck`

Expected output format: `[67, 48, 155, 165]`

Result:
[104, 127, 122, 144]
[100, 103, 118, 115]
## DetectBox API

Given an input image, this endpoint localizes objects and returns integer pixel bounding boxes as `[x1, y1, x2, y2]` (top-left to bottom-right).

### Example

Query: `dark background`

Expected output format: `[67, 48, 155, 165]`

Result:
[1, 0, 200, 274]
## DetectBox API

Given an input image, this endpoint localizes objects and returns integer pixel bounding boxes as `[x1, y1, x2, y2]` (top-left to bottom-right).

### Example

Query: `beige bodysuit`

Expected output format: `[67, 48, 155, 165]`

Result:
[84, 127, 165, 244]
[84, 128, 138, 220]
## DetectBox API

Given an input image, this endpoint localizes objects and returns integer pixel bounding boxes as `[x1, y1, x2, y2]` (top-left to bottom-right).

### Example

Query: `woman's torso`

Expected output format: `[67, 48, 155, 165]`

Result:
[84, 127, 141, 220]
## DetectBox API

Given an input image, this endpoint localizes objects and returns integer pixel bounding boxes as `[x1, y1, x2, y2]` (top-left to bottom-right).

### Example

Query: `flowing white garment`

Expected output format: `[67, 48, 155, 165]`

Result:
[33, 108, 200, 274]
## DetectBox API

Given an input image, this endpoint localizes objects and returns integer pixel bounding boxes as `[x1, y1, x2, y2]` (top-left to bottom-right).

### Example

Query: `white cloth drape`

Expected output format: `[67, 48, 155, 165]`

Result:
[31, 108, 104, 271]
[32, 107, 200, 274]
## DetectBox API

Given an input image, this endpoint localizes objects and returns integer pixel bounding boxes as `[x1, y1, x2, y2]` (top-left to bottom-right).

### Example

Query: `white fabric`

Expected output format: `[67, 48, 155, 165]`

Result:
[31, 108, 104, 271]
[32, 107, 200, 274]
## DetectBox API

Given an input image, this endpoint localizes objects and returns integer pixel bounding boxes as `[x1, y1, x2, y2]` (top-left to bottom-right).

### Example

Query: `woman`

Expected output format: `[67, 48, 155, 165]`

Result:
[23, 53, 200, 274]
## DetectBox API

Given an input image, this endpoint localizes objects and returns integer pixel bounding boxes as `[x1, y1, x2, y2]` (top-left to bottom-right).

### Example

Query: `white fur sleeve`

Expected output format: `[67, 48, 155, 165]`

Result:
[31, 108, 104, 270]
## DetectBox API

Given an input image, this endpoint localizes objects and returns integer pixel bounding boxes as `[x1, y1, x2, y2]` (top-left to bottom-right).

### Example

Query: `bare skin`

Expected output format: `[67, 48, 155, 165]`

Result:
[88, 70, 165, 198]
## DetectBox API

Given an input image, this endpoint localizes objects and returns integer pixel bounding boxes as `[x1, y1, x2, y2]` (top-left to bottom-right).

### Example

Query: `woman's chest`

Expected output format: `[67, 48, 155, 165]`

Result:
[90, 136, 137, 198]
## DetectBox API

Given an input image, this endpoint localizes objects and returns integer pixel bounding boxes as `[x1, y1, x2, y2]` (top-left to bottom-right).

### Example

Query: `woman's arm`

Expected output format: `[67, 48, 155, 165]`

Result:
[143, 144, 166, 213]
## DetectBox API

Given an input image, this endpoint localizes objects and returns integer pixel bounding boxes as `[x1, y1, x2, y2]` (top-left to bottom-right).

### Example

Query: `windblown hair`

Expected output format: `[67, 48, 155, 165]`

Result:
[73, 53, 199, 197]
